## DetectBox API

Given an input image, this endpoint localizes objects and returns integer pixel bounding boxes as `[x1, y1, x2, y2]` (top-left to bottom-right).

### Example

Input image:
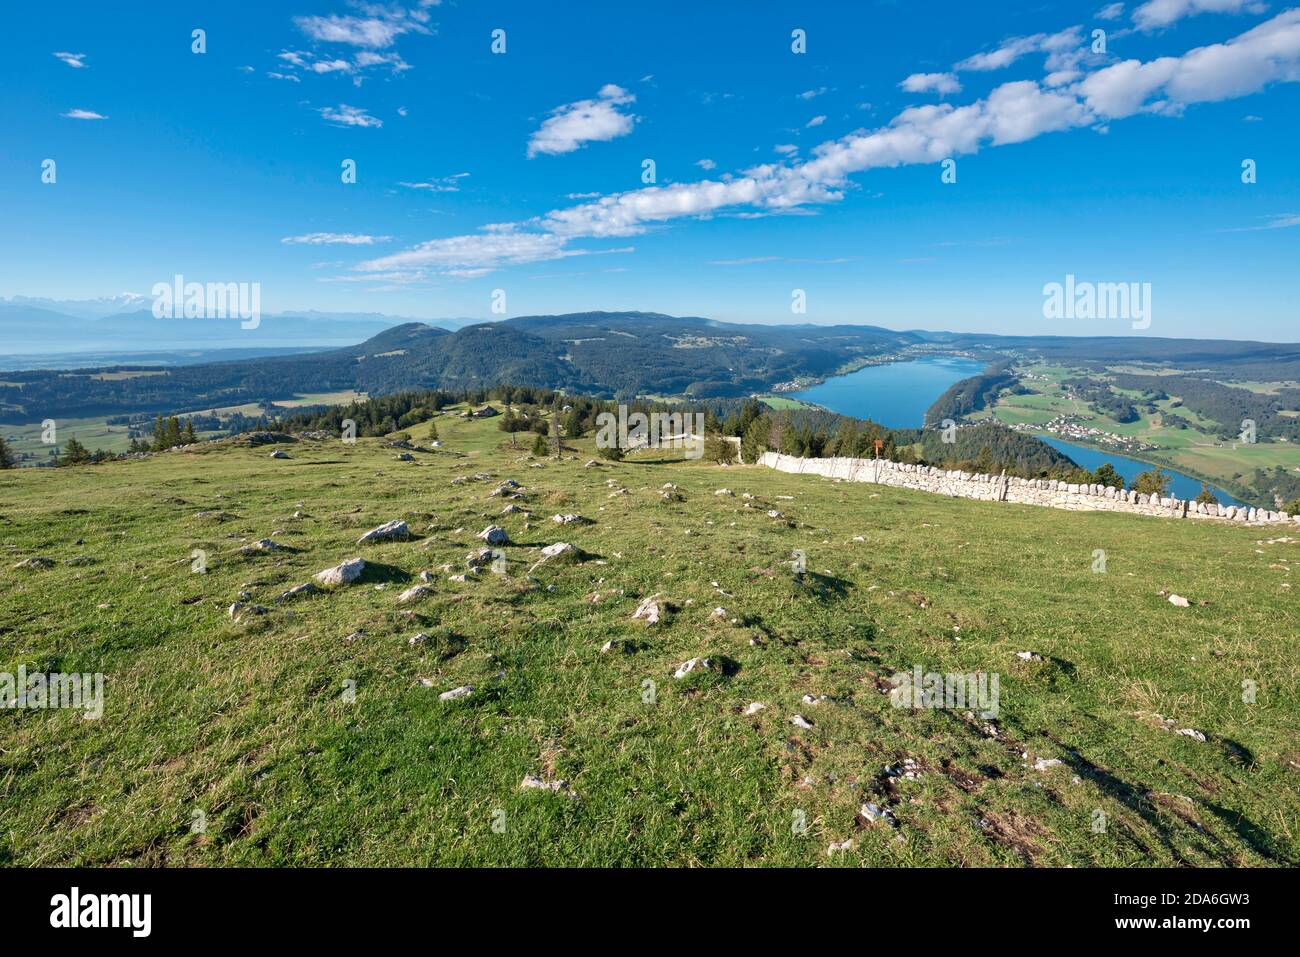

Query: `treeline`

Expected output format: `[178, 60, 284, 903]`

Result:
[267, 386, 1098, 484]
[1063, 376, 1139, 423]
[925, 362, 1018, 427]
[1254, 466, 1300, 510]
[1108, 373, 1300, 441]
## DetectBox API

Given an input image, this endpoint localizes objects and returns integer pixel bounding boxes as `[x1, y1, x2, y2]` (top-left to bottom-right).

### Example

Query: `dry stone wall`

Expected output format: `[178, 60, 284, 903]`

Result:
[757, 452, 1299, 527]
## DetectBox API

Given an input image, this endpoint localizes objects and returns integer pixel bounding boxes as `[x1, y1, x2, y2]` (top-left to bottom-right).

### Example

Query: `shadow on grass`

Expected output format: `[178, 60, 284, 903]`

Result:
[1040, 731, 1292, 865]
[796, 570, 854, 601]
[358, 562, 414, 585]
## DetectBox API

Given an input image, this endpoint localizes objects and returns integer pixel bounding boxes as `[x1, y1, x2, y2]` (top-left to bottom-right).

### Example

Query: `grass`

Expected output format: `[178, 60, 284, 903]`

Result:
[1, 393, 370, 463]
[1, 408, 1297, 866]
[758, 395, 816, 410]
[0, 415, 135, 459]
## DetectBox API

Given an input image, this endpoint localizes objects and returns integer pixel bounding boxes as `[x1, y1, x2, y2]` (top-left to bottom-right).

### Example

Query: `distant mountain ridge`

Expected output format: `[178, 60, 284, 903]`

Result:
[4, 309, 1300, 424]
[0, 297, 464, 356]
[0, 311, 918, 421]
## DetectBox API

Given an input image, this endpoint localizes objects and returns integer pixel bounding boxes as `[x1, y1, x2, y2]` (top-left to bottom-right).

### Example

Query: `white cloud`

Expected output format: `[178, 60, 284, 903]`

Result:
[359, 10, 1300, 279]
[1132, 0, 1268, 32]
[774, 143, 799, 155]
[806, 114, 827, 127]
[267, 72, 301, 82]
[397, 106, 409, 116]
[1080, 8, 1300, 117]
[900, 72, 962, 95]
[318, 103, 383, 128]
[1097, 3, 1126, 19]
[309, 58, 353, 73]
[797, 87, 829, 99]
[281, 233, 393, 245]
[61, 109, 107, 120]
[53, 52, 86, 68]
[696, 159, 717, 170]
[526, 85, 638, 157]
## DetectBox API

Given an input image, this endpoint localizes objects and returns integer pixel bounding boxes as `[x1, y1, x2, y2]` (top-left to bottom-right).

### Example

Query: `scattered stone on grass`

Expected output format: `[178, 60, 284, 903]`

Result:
[357, 520, 410, 544]
[315, 558, 366, 586]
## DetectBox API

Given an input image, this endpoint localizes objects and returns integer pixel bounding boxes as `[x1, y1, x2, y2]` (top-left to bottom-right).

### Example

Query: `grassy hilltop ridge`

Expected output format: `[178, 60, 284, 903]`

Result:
[1, 409, 1297, 866]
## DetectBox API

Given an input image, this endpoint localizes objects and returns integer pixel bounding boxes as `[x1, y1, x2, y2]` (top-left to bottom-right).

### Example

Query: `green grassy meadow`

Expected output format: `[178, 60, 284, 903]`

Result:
[1, 409, 1297, 866]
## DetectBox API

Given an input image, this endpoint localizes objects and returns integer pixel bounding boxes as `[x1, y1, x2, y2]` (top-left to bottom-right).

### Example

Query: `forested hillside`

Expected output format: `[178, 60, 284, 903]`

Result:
[0, 313, 915, 422]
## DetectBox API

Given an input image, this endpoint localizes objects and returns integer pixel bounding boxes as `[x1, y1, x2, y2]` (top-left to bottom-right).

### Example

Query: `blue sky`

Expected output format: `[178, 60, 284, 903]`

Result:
[4, 0, 1299, 340]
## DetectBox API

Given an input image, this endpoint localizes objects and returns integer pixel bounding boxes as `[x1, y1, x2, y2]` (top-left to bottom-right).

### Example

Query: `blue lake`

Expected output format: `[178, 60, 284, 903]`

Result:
[1039, 437, 1244, 507]
[791, 356, 1246, 506]
[790, 356, 985, 429]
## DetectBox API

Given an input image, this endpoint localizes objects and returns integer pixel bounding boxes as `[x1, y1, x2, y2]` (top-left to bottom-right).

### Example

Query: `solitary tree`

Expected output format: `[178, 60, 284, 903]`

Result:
[0, 436, 15, 469]
[1131, 469, 1170, 497]
[1092, 463, 1124, 489]
[61, 436, 92, 466]
[1195, 485, 1220, 506]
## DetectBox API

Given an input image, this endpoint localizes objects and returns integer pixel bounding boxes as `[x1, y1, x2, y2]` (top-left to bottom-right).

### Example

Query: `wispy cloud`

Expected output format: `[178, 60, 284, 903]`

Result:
[806, 114, 827, 127]
[61, 109, 107, 120]
[293, 3, 438, 49]
[527, 84, 638, 157]
[1132, 0, 1267, 32]
[318, 103, 382, 128]
[1220, 213, 1300, 232]
[358, 9, 1300, 279]
[281, 232, 393, 245]
[52, 52, 86, 68]
[956, 27, 1084, 73]
[696, 159, 717, 170]
[399, 173, 469, 193]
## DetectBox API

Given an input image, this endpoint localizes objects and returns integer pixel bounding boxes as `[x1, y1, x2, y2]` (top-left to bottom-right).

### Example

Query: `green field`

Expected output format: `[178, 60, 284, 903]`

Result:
[988, 362, 1300, 503]
[757, 394, 816, 410]
[1, 410, 1297, 866]
[0, 391, 370, 463]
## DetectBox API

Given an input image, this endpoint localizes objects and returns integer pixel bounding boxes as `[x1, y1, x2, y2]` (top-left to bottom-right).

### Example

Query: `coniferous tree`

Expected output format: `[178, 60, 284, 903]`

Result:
[61, 436, 91, 466]
[0, 436, 15, 469]
[1132, 469, 1170, 497]
[1092, 463, 1124, 489]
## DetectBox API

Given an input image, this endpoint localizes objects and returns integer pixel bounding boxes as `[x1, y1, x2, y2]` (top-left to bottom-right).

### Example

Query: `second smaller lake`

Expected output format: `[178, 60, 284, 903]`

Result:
[1040, 437, 1245, 507]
